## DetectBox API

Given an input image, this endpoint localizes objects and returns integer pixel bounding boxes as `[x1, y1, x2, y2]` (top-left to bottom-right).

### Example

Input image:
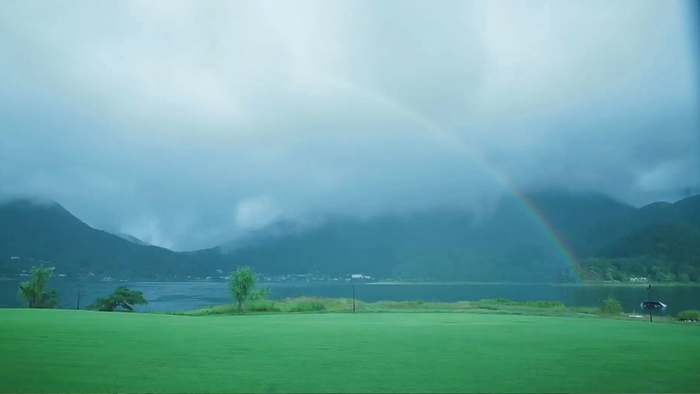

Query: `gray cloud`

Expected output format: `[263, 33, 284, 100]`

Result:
[1, 0, 698, 250]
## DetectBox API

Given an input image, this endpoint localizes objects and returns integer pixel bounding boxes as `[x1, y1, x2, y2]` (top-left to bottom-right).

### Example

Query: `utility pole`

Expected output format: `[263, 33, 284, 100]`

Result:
[77, 284, 82, 310]
[647, 284, 652, 323]
[352, 285, 356, 314]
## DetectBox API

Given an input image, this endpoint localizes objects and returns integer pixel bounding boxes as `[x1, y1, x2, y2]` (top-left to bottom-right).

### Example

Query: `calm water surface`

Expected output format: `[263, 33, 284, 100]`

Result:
[1, 280, 698, 315]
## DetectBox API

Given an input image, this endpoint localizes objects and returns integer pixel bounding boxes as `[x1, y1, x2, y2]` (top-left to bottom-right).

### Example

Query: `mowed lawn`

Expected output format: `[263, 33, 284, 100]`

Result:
[1, 310, 699, 393]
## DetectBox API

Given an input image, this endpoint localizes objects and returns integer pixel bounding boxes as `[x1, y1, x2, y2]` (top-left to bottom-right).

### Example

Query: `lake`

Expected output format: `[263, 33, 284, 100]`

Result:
[1, 280, 698, 315]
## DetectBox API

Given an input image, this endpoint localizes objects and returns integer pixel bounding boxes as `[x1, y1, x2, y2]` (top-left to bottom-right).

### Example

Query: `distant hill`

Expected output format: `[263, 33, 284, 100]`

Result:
[464, 191, 635, 258]
[1, 192, 698, 283]
[601, 223, 700, 264]
[586, 194, 700, 253]
[114, 233, 150, 246]
[585, 202, 687, 253]
[0, 199, 201, 279]
[197, 191, 635, 282]
[575, 194, 700, 282]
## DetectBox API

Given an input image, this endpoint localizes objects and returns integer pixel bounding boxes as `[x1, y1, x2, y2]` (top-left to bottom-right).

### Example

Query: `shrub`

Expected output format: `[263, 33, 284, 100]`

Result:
[475, 298, 516, 309]
[287, 300, 326, 312]
[600, 297, 623, 315]
[375, 300, 431, 309]
[245, 301, 280, 312]
[475, 299, 515, 310]
[249, 286, 271, 301]
[523, 301, 565, 309]
[677, 310, 700, 322]
[486, 298, 516, 305]
[474, 299, 564, 310]
[375, 300, 412, 309]
[171, 304, 236, 316]
[87, 286, 147, 312]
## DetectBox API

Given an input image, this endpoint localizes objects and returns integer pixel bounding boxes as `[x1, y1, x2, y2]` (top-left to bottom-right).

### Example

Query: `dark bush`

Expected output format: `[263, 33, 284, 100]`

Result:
[88, 286, 147, 312]
[600, 297, 623, 315]
[677, 310, 700, 321]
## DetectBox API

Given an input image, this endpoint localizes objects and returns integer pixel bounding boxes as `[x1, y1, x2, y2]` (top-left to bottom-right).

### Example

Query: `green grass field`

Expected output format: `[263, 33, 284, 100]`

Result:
[1, 309, 699, 393]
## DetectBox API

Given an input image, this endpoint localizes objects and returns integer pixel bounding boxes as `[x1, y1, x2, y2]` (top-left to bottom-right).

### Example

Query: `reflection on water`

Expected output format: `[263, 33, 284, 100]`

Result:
[0, 280, 698, 315]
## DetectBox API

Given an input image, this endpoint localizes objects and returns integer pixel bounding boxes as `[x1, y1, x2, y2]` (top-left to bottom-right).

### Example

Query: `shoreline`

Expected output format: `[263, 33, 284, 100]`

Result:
[366, 280, 700, 287]
[365, 281, 550, 286]
[166, 296, 697, 324]
[552, 281, 700, 287]
[3, 277, 698, 287]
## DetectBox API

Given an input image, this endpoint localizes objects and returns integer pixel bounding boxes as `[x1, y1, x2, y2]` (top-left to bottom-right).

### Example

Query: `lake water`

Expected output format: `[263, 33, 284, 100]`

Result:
[1, 280, 698, 315]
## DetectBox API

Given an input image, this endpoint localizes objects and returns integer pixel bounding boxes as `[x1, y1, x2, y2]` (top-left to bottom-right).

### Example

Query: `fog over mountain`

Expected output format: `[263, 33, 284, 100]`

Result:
[1, 0, 699, 251]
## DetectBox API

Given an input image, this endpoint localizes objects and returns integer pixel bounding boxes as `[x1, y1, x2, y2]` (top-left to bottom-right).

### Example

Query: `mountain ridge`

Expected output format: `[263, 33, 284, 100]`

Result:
[0, 198, 201, 279]
[1, 192, 699, 282]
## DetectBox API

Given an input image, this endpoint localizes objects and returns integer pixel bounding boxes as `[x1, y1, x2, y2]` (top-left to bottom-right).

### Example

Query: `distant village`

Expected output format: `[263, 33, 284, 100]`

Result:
[5, 255, 374, 283]
[198, 271, 374, 283]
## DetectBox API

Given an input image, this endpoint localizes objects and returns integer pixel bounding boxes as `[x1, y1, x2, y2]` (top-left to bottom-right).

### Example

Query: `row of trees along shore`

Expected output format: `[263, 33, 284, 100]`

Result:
[15, 264, 265, 312]
[17, 264, 147, 311]
[14, 264, 700, 322]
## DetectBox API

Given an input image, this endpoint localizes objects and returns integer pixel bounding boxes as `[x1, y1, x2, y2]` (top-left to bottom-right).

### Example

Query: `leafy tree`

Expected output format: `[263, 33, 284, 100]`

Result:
[229, 266, 256, 312]
[249, 285, 270, 301]
[17, 264, 57, 308]
[600, 297, 623, 315]
[87, 286, 148, 312]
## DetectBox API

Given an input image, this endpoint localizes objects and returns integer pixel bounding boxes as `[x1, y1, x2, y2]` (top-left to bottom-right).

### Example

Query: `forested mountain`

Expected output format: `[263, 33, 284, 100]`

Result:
[197, 191, 636, 282]
[0, 199, 202, 279]
[584, 202, 688, 253]
[1, 192, 699, 283]
[575, 195, 700, 282]
[115, 233, 150, 246]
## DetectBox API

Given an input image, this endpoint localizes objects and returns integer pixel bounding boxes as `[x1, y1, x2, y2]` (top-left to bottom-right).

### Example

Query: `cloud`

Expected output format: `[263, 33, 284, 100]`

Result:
[235, 197, 281, 230]
[0, 0, 698, 250]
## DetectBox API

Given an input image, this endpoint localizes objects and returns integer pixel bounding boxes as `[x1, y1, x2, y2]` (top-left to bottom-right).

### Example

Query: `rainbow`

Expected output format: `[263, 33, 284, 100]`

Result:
[508, 191, 582, 282]
[322, 78, 582, 281]
[687, 0, 700, 99]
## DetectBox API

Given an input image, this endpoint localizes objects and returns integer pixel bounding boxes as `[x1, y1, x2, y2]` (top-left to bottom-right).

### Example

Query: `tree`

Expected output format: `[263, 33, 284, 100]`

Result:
[600, 297, 623, 315]
[690, 267, 700, 283]
[17, 264, 57, 308]
[229, 266, 256, 312]
[87, 286, 148, 312]
[604, 269, 614, 281]
[249, 285, 270, 301]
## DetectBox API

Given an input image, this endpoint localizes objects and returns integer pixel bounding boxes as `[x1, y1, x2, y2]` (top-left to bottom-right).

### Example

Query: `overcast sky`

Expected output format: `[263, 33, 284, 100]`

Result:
[1, 0, 699, 250]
